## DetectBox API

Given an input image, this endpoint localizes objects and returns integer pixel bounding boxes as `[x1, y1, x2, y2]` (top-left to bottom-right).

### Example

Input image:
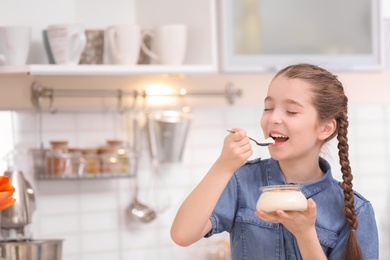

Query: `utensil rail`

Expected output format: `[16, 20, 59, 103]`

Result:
[31, 81, 242, 110]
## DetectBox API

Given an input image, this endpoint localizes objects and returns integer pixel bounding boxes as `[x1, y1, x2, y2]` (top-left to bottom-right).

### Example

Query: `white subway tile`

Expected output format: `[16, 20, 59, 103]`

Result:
[35, 180, 79, 194]
[41, 113, 76, 132]
[81, 231, 119, 253]
[80, 192, 118, 212]
[121, 228, 161, 249]
[81, 211, 119, 232]
[191, 107, 226, 127]
[62, 256, 81, 260]
[75, 113, 118, 132]
[39, 214, 79, 235]
[60, 234, 81, 255]
[13, 111, 37, 134]
[186, 126, 225, 147]
[80, 252, 120, 260]
[354, 104, 385, 121]
[38, 193, 79, 215]
[226, 105, 261, 126]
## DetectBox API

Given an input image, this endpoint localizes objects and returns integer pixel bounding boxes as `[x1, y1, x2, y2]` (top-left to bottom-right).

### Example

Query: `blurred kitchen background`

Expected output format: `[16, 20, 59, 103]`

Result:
[0, 0, 390, 259]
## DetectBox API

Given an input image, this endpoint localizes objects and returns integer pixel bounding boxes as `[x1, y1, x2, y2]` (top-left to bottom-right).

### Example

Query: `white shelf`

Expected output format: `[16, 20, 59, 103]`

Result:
[0, 64, 218, 76]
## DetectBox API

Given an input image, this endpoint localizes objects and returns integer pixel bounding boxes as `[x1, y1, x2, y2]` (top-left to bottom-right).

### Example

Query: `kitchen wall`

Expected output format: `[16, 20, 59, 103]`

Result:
[7, 70, 390, 260]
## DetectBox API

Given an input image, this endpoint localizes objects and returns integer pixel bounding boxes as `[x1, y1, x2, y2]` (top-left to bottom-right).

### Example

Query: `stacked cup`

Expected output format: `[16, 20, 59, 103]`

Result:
[46, 24, 87, 65]
[0, 26, 31, 66]
[42, 23, 189, 66]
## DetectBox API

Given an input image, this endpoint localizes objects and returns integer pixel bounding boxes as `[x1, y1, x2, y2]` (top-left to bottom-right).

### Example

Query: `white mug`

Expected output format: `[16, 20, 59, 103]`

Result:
[141, 24, 187, 65]
[47, 24, 87, 65]
[105, 24, 141, 65]
[0, 26, 31, 66]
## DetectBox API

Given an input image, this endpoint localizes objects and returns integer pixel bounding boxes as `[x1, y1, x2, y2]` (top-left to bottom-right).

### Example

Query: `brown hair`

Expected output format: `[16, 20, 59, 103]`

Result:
[275, 63, 362, 260]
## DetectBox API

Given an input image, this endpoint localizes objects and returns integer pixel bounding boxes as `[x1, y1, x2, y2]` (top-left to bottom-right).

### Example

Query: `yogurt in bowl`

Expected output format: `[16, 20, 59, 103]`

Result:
[256, 184, 307, 213]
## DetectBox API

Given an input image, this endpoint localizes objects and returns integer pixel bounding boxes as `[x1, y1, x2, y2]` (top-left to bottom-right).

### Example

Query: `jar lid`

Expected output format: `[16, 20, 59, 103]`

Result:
[68, 148, 82, 153]
[97, 146, 115, 154]
[50, 141, 68, 147]
[82, 148, 98, 154]
[107, 140, 123, 146]
[259, 184, 303, 193]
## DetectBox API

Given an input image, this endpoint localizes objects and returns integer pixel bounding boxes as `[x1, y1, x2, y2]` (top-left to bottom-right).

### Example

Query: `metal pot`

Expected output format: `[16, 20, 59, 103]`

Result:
[0, 239, 63, 260]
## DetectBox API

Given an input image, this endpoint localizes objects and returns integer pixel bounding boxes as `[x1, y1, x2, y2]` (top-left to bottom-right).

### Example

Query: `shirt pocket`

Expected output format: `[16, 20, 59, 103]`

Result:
[315, 225, 338, 252]
[236, 207, 279, 229]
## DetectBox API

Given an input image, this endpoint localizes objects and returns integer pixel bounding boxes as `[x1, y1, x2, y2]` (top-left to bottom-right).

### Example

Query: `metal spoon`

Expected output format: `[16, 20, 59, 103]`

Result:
[226, 129, 274, 146]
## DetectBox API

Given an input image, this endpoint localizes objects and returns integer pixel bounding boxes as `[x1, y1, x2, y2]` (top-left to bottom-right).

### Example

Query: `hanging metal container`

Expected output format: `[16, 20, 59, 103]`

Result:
[146, 110, 192, 163]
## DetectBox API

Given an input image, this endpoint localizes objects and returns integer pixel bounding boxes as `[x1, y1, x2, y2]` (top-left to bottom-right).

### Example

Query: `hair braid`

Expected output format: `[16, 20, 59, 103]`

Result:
[337, 112, 362, 260]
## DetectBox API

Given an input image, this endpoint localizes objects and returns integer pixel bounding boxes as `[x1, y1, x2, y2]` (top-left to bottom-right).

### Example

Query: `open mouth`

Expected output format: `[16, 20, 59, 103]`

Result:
[270, 133, 289, 143]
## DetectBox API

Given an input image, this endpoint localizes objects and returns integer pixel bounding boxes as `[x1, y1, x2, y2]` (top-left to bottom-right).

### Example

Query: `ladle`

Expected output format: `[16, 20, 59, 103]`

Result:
[126, 174, 156, 223]
[226, 129, 275, 146]
[126, 110, 156, 223]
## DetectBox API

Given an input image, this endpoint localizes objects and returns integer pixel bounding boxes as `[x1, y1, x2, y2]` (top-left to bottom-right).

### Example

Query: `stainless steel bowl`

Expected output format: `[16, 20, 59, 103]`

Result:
[0, 239, 63, 260]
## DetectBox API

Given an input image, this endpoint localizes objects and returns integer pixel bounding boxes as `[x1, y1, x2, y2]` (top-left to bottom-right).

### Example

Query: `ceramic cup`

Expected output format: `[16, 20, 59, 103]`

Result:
[140, 24, 187, 65]
[105, 24, 141, 65]
[42, 30, 55, 64]
[0, 26, 31, 66]
[46, 24, 87, 65]
[80, 29, 104, 64]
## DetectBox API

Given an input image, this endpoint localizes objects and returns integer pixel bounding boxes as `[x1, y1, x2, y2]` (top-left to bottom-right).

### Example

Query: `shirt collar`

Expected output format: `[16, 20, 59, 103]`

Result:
[266, 157, 333, 198]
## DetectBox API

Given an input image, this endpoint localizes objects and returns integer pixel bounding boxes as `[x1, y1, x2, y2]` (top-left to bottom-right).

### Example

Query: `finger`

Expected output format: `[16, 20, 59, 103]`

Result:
[255, 210, 279, 223]
[228, 128, 247, 140]
[275, 209, 290, 219]
[307, 198, 317, 216]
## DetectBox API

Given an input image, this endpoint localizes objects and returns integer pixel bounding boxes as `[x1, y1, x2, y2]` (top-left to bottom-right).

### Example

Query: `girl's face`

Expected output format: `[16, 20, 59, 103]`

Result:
[260, 75, 327, 161]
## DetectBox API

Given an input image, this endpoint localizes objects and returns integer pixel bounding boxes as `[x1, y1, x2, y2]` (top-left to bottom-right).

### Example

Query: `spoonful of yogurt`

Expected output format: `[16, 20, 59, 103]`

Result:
[227, 129, 275, 146]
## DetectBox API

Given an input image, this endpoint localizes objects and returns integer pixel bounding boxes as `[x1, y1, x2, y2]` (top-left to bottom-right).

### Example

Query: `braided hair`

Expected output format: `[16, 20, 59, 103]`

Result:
[275, 63, 362, 260]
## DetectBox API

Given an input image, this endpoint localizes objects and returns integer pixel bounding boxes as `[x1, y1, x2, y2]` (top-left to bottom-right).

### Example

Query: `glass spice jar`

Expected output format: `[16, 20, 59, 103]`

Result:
[81, 148, 100, 174]
[46, 140, 71, 175]
[68, 148, 85, 176]
[98, 146, 118, 174]
[106, 140, 129, 174]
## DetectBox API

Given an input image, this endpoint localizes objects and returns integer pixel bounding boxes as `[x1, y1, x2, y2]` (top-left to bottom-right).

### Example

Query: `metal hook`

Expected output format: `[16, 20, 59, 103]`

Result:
[48, 89, 57, 114]
[225, 82, 242, 104]
[117, 89, 124, 114]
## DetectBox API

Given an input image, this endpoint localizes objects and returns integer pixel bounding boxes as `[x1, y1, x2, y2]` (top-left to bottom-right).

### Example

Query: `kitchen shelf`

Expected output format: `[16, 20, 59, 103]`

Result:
[36, 172, 135, 180]
[32, 149, 137, 181]
[0, 64, 218, 76]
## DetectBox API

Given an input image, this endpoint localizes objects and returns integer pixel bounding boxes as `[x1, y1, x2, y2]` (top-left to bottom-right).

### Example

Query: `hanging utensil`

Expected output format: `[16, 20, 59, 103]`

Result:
[126, 171, 156, 223]
[126, 110, 156, 223]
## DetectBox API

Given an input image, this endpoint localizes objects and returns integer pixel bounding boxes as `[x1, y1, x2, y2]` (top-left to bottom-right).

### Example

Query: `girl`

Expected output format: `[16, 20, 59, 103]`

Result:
[170, 64, 378, 260]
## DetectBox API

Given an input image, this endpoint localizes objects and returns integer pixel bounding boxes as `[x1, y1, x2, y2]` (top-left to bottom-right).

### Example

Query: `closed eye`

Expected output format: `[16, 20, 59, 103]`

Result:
[287, 111, 298, 115]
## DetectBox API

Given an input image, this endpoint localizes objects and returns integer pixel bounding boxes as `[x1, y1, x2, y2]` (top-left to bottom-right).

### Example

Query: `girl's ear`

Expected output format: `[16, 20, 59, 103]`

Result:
[318, 119, 337, 141]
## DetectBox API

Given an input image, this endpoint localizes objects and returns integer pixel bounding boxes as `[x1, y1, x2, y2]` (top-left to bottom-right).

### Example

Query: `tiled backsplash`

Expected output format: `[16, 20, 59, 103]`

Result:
[8, 103, 389, 259]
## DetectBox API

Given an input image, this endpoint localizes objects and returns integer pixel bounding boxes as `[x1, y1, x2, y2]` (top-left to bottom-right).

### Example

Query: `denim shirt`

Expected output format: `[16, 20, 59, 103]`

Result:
[206, 157, 379, 260]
